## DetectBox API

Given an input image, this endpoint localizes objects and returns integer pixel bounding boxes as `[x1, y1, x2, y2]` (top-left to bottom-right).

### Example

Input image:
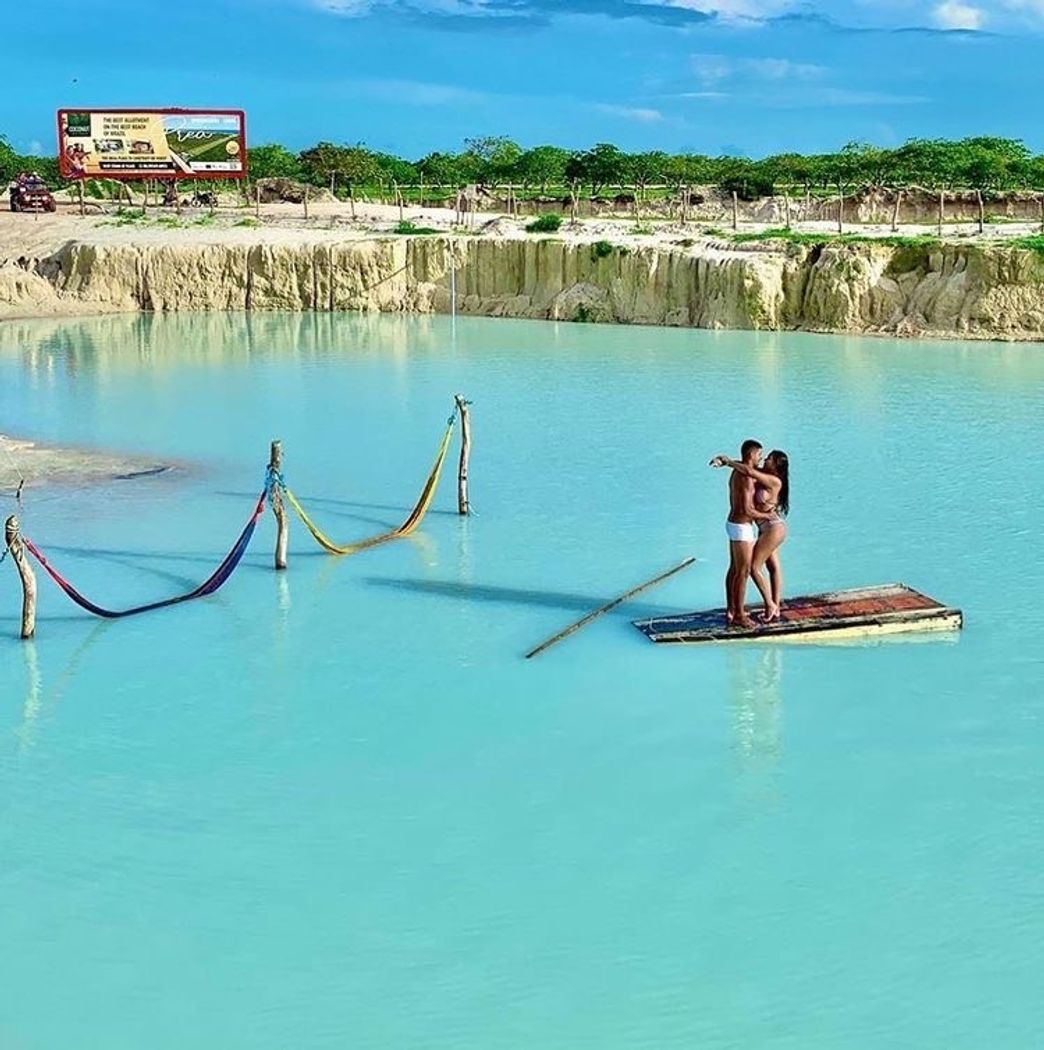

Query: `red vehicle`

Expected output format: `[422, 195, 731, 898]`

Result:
[9, 174, 56, 213]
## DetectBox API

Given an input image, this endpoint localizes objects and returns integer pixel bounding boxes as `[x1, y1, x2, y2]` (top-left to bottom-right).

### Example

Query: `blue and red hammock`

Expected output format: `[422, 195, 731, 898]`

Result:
[21, 484, 269, 619]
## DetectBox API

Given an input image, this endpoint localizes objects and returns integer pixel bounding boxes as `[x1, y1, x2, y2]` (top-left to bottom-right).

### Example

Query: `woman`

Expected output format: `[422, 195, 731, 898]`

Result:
[711, 450, 790, 623]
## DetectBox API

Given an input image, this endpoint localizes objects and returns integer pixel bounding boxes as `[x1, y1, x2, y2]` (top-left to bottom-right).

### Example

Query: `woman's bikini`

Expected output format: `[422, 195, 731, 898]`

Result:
[755, 482, 784, 533]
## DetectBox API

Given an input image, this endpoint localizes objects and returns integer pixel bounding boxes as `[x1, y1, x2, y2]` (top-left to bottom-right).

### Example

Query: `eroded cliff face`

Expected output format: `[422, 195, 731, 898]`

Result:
[4, 235, 1044, 340]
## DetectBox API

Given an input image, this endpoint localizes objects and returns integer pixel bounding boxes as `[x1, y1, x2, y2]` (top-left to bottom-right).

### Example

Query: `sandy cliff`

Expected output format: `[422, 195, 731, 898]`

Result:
[4, 234, 1044, 340]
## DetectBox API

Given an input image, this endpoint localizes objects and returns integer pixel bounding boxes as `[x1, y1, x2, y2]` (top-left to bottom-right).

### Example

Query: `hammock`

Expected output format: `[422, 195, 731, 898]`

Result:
[22, 486, 268, 619]
[281, 417, 455, 556]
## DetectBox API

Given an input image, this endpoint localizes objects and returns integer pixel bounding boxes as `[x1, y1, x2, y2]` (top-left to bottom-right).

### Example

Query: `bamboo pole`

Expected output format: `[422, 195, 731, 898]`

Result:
[525, 557, 696, 659]
[269, 441, 288, 570]
[5, 516, 37, 639]
[454, 394, 471, 516]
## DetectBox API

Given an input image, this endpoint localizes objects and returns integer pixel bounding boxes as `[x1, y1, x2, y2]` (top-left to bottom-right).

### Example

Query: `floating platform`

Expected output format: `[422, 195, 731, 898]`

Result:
[633, 584, 962, 645]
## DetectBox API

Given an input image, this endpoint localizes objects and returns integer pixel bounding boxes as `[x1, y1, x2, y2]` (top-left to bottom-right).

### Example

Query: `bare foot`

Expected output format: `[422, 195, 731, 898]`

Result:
[761, 604, 780, 624]
[732, 614, 757, 630]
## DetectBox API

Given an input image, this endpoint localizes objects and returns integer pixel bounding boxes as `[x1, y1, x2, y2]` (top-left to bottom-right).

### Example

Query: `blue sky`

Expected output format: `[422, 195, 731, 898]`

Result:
[6, 0, 1044, 158]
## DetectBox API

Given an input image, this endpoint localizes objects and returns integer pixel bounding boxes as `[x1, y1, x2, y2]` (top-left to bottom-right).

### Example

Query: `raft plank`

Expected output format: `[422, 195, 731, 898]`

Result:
[634, 583, 962, 644]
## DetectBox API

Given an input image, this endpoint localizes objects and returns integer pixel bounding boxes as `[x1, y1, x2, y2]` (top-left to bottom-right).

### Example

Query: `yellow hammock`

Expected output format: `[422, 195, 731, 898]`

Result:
[281, 417, 456, 555]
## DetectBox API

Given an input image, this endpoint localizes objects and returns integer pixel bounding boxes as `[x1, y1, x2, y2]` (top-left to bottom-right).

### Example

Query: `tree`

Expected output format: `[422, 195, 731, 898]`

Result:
[299, 141, 345, 193]
[247, 144, 303, 182]
[627, 151, 669, 200]
[893, 138, 962, 235]
[339, 146, 379, 200]
[566, 143, 627, 196]
[515, 146, 570, 193]
[0, 134, 19, 184]
[463, 136, 523, 186]
[417, 151, 464, 189]
[955, 137, 1029, 233]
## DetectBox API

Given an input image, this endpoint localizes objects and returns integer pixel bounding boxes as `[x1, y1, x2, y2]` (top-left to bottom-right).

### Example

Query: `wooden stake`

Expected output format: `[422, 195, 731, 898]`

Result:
[78, 178, 85, 217]
[837, 181, 844, 234]
[524, 557, 697, 660]
[303, 184, 310, 220]
[891, 189, 903, 233]
[255, 182, 261, 220]
[783, 190, 791, 230]
[5, 516, 37, 640]
[269, 441, 288, 570]
[732, 190, 739, 231]
[454, 394, 471, 516]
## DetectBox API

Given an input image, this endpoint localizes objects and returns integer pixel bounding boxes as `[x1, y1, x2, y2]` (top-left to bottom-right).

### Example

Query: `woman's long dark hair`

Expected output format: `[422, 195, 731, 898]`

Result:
[769, 450, 790, 516]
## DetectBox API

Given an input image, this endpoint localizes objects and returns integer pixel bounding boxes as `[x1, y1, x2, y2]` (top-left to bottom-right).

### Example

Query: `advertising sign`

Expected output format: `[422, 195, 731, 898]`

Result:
[57, 108, 247, 180]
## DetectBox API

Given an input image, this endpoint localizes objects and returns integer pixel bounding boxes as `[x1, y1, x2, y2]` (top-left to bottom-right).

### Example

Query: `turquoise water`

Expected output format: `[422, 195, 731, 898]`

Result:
[1, 313, 1043, 1049]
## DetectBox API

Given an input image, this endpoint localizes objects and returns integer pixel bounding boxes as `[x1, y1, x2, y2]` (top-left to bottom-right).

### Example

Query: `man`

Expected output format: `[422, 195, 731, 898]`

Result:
[712, 439, 767, 628]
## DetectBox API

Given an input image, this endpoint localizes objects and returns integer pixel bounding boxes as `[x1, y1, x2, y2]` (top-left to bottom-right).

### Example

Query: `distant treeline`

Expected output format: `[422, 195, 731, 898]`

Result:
[6, 132, 1044, 201]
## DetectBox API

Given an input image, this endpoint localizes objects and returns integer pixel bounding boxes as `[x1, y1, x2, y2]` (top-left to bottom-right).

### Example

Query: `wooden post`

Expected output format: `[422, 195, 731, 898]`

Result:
[837, 181, 844, 234]
[937, 190, 944, 237]
[783, 190, 791, 230]
[142, 178, 149, 215]
[174, 180, 182, 216]
[1039, 194, 1044, 234]
[78, 178, 85, 217]
[731, 190, 739, 231]
[977, 188, 984, 235]
[303, 184, 310, 220]
[5, 516, 37, 640]
[269, 441, 288, 570]
[891, 189, 903, 233]
[255, 182, 261, 220]
[454, 394, 471, 516]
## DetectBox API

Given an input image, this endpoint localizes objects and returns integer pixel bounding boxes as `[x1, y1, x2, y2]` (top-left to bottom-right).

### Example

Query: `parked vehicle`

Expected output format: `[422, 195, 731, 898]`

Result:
[9, 174, 56, 213]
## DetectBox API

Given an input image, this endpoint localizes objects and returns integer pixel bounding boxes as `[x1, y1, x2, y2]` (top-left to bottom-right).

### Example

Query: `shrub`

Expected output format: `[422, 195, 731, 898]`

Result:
[526, 212, 563, 233]
[591, 240, 614, 259]
[394, 219, 438, 234]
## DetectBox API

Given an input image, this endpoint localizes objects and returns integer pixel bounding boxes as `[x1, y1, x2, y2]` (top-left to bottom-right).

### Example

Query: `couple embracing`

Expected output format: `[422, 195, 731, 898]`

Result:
[710, 440, 790, 629]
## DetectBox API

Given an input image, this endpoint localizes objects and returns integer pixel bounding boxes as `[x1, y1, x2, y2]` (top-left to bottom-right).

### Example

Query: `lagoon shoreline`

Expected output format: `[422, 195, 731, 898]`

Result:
[3, 202, 1044, 342]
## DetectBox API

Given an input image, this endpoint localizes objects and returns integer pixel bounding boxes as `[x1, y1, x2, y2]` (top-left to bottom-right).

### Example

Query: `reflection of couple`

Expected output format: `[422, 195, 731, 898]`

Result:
[710, 439, 790, 628]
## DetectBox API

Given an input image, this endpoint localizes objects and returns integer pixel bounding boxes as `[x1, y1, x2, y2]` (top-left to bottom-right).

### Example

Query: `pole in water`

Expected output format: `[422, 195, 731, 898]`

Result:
[5, 516, 37, 640]
[525, 557, 697, 660]
[454, 394, 472, 516]
[269, 441, 289, 570]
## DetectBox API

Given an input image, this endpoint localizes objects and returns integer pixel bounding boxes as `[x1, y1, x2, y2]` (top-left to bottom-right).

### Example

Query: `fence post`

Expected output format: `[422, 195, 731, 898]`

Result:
[269, 441, 288, 570]
[454, 395, 472, 516]
[4, 516, 37, 639]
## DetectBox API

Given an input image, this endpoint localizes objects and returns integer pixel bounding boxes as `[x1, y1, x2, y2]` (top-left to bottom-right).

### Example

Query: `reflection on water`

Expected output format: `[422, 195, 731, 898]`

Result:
[728, 646, 783, 773]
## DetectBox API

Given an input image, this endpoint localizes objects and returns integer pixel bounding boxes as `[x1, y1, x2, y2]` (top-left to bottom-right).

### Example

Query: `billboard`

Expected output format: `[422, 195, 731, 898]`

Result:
[57, 108, 247, 180]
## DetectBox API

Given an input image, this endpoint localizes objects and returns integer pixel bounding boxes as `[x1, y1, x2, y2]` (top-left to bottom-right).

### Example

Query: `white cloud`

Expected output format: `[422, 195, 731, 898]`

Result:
[692, 52, 824, 85]
[356, 78, 489, 105]
[594, 103, 665, 122]
[932, 1, 985, 28]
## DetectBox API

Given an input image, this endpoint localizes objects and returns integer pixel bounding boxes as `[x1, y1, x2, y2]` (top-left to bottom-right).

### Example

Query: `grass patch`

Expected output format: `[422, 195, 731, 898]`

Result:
[234, 217, 259, 228]
[393, 219, 438, 234]
[1010, 236, 1044, 255]
[723, 227, 943, 249]
[525, 213, 563, 233]
[591, 240, 615, 259]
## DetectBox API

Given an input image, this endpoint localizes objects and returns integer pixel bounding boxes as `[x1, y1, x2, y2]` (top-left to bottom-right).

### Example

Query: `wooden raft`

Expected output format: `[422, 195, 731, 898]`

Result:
[633, 584, 962, 645]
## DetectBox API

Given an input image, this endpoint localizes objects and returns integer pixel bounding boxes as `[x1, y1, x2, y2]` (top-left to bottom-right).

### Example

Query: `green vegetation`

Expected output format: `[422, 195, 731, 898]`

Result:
[392, 219, 438, 234]
[723, 227, 943, 249]
[526, 213, 563, 233]
[591, 240, 615, 259]
[1010, 236, 1044, 255]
